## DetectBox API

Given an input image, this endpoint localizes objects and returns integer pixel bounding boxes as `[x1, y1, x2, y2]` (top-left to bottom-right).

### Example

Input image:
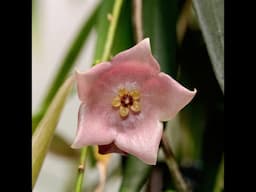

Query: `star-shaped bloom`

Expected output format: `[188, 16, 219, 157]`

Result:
[71, 38, 196, 165]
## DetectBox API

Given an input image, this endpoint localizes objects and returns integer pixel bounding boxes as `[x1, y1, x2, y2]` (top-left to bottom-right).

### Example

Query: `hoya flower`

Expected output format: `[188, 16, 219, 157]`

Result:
[72, 38, 196, 165]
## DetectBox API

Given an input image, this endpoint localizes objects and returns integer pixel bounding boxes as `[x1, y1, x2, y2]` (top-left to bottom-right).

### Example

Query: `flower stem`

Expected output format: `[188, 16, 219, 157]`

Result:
[161, 134, 190, 192]
[132, 0, 143, 42]
[101, 0, 123, 61]
[74, 1, 124, 191]
[75, 147, 88, 192]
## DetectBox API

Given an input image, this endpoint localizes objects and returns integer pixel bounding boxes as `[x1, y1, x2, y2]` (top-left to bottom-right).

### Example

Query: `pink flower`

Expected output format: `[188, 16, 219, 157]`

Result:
[71, 38, 196, 165]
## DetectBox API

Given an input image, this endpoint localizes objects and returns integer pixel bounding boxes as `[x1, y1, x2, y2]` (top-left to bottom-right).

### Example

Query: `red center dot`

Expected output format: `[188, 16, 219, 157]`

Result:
[121, 95, 133, 107]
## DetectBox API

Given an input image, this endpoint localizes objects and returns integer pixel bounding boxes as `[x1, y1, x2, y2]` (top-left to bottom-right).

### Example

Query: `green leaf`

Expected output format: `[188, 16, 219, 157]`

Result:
[143, 0, 178, 77]
[32, 5, 99, 133]
[32, 76, 74, 188]
[93, 0, 134, 63]
[49, 133, 79, 159]
[176, 101, 206, 161]
[93, 0, 115, 62]
[87, 146, 97, 167]
[166, 73, 206, 162]
[213, 155, 224, 192]
[111, 0, 134, 56]
[119, 156, 152, 192]
[192, 0, 224, 93]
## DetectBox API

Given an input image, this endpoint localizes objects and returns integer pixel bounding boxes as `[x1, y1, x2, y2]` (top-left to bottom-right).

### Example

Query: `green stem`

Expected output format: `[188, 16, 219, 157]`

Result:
[74, 0, 124, 191]
[75, 148, 88, 192]
[101, 0, 123, 62]
[132, 0, 143, 42]
[161, 134, 189, 192]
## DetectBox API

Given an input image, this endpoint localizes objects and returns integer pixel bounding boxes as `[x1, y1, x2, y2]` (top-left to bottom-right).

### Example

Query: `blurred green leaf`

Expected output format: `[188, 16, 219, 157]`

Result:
[166, 58, 206, 162]
[111, 0, 134, 56]
[175, 28, 224, 191]
[32, 5, 99, 133]
[192, 0, 224, 93]
[93, 0, 134, 63]
[119, 156, 152, 192]
[32, 76, 74, 188]
[49, 133, 79, 159]
[87, 146, 97, 167]
[93, 0, 115, 62]
[178, 101, 206, 161]
[143, 0, 178, 77]
[213, 155, 224, 192]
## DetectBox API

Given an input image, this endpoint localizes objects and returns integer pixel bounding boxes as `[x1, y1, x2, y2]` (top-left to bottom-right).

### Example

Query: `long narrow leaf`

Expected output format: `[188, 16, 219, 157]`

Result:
[93, 0, 134, 63]
[111, 0, 134, 56]
[192, 0, 224, 93]
[32, 5, 99, 132]
[143, 0, 178, 77]
[32, 76, 74, 188]
[49, 133, 79, 159]
[213, 155, 224, 192]
[93, 0, 115, 62]
[119, 156, 152, 192]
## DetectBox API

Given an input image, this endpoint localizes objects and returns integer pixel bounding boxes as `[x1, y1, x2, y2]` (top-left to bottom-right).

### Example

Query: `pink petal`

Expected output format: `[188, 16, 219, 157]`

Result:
[96, 61, 157, 92]
[111, 38, 160, 73]
[76, 62, 112, 103]
[77, 62, 157, 110]
[76, 39, 161, 107]
[142, 72, 197, 121]
[114, 114, 163, 165]
[71, 103, 116, 148]
[98, 142, 127, 155]
[73, 38, 196, 165]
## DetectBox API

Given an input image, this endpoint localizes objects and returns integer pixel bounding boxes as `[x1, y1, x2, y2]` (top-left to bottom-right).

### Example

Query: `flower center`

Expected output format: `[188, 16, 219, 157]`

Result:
[112, 88, 141, 118]
[121, 95, 133, 107]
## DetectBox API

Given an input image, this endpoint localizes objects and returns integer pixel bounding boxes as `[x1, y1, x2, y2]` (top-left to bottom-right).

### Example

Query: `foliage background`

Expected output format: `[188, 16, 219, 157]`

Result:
[32, 0, 224, 191]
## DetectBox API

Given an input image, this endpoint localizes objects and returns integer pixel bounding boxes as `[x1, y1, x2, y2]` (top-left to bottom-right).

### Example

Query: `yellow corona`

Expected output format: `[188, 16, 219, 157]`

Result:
[112, 88, 141, 118]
